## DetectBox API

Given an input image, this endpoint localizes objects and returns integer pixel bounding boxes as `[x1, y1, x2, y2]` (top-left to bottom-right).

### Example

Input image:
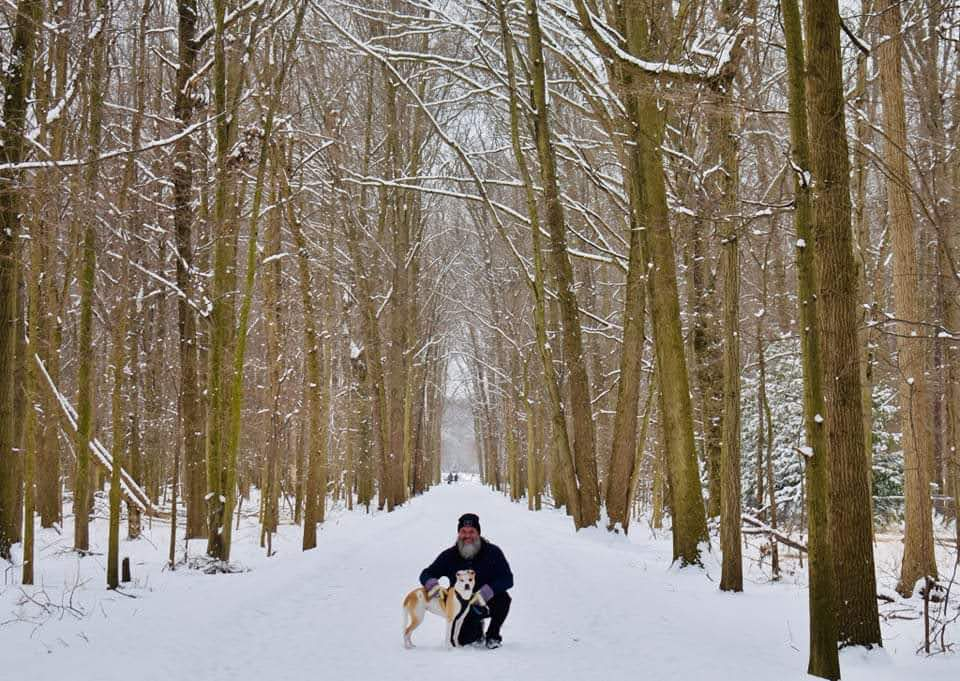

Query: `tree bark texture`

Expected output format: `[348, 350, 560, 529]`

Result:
[782, 0, 841, 675]
[804, 0, 882, 649]
[878, 0, 938, 597]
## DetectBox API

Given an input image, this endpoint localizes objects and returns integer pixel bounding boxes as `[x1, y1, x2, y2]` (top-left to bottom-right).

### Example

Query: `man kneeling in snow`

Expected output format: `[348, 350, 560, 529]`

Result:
[420, 513, 514, 649]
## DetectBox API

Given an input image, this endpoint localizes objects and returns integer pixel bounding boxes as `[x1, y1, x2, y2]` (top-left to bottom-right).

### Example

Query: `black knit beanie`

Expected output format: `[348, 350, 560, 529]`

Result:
[457, 513, 481, 534]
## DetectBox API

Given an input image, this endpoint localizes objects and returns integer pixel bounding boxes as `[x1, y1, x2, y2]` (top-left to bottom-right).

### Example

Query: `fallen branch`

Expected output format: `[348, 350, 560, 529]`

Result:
[742, 513, 807, 553]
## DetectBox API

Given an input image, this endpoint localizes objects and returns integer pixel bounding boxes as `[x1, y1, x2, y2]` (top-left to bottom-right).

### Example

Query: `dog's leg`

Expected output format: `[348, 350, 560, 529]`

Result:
[451, 612, 466, 648]
[442, 592, 459, 648]
[445, 621, 455, 649]
[403, 608, 423, 649]
[403, 592, 427, 649]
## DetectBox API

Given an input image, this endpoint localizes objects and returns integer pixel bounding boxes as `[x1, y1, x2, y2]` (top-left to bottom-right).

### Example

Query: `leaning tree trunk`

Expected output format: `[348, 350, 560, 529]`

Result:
[495, 0, 583, 526]
[523, 0, 600, 527]
[636, 97, 709, 566]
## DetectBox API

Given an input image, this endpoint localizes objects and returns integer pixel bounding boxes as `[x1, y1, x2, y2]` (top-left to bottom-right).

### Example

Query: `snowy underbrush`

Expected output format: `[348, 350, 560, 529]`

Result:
[0, 486, 350, 649]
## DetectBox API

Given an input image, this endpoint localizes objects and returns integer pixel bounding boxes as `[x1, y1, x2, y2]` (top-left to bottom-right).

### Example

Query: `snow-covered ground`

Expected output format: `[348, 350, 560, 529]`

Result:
[2, 479, 958, 681]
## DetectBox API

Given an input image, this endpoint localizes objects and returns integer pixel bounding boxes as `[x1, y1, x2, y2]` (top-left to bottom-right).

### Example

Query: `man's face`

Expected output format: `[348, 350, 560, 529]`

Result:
[458, 526, 479, 545]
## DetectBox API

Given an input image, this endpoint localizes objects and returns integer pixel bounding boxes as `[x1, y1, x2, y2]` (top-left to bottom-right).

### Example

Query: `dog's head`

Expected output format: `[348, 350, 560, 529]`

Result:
[453, 569, 476, 599]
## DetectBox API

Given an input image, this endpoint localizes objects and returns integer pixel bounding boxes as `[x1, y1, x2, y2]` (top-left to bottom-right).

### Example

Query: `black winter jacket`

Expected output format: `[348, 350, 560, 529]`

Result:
[419, 538, 514, 597]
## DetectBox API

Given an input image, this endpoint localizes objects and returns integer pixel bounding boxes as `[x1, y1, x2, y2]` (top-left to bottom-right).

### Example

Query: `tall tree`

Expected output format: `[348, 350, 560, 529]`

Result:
[522, 0, 601, 527]
[173, 0, 206, 540]
[601, 1, 650, 536]
[946, 40, 960, 553]
[804, 0, 881, 649]
[494, 0, 584, 527]
[710, 0, 744, 593]
[571, 0, 709, 562]
[781, 0, 840, 674]
[73, 0, 111, 554]
[0, 0, 43, 560]
[877, 0, 938, 597]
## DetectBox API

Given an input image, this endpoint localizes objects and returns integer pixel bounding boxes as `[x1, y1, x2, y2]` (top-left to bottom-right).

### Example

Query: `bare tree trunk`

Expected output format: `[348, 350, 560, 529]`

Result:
[494, 0, 582, 525]
[0, 0, 41, 559]
[804, 0, 881, 651]
[22, 243, 42, 584]
[174, 0, 206, 540]
[605, 126, 648, 532]
[879, 0, 937, 597]
[522, 0, 600, 527]
[781, 0, 840, 675]
[107, 264, 128, 589]
[205, 0, 240, 561]
[34, 0, 68, 535]
[710, 1, 744, 590]
[280, 139, 327, 551]
[73, 0, 110, 554]
[851, 8, 875, 508]
[690, 218, 723, 518]
[570, 0, 708, 561]
[757, 266, 780, 579]
[261, 146, 284, 553]
[946, 55, 960, 555]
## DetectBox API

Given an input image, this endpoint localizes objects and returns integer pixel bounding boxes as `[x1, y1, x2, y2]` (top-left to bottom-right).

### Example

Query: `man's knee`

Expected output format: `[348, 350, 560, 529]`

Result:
[490, 591, 511, 605]
[488, 591, 511, 616]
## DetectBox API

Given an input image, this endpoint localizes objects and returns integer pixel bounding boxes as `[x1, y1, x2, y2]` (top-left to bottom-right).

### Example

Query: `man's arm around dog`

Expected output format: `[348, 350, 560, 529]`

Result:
[419, 539, 514, 598]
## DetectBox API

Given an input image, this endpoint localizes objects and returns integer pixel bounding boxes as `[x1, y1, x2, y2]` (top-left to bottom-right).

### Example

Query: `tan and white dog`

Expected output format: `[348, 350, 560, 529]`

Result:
[402, 569, 476, 649]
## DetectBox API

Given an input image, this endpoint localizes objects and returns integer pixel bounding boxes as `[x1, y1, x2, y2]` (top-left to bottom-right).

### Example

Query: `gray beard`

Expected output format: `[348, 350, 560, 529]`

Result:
[457, 538, 481, 559]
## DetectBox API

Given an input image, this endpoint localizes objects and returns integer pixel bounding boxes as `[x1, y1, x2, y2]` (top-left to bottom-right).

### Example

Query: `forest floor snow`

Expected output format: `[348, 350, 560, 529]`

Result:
[2, 478, 959, 681]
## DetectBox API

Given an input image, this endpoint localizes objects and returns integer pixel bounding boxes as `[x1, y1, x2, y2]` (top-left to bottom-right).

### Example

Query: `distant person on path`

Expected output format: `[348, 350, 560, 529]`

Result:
[419, 513, 514, 648]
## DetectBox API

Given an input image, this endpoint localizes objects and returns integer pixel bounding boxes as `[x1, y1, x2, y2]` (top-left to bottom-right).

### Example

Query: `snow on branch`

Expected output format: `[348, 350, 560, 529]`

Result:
[35, 354, 165, 518]
[0, 118, 213, 172]
[313, 0, 535, 289]
[568, 0, 751, 84]
[741, 513, 807, 553]
[193, 0, 264, 49]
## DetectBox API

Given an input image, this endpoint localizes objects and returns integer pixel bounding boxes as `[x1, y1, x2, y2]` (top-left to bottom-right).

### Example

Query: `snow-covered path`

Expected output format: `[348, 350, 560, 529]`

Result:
[7, 481, 959, 681]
